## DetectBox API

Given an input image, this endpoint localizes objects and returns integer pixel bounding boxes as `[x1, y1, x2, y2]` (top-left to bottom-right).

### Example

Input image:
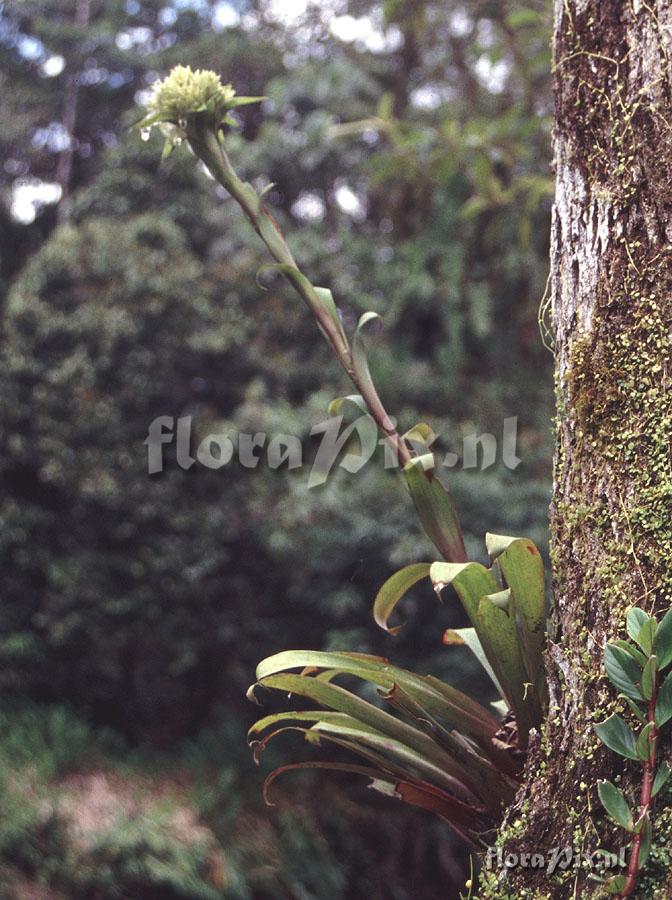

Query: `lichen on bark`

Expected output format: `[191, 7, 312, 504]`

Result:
[480, 2, 672, 897]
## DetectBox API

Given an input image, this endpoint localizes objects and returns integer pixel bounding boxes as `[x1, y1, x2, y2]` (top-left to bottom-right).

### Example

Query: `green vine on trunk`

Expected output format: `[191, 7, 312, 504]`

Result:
[593, 607, 672, 896]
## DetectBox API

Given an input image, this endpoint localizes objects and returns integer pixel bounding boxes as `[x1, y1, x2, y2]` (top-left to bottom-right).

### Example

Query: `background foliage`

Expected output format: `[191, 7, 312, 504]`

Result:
[0, 1, 553, 896]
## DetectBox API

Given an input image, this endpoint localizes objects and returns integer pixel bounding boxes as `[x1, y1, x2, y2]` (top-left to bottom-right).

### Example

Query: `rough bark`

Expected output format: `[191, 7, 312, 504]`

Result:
[482, 2, 672, 897]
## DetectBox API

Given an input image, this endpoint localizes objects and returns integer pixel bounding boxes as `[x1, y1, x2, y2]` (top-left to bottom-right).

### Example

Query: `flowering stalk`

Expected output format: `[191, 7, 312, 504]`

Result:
[137, 66, 470, 563]
[187, 122, 353, 377]
[137, 66, 412, 469]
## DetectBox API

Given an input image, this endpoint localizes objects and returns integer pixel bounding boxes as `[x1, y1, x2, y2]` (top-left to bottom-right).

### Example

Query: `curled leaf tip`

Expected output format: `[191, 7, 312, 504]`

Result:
[246, 683, 262, 704]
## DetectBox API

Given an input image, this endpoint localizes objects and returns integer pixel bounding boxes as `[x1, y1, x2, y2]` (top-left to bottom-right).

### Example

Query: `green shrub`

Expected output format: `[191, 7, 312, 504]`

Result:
[0, 703, 122, 779]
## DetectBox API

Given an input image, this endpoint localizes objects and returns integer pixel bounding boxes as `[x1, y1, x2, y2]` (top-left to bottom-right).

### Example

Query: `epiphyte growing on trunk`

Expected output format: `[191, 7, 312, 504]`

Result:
[594, 607, 672, 897]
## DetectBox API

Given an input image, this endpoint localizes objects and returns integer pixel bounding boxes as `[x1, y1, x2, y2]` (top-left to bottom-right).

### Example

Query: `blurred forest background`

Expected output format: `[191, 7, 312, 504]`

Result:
[0, 1, 553, 897]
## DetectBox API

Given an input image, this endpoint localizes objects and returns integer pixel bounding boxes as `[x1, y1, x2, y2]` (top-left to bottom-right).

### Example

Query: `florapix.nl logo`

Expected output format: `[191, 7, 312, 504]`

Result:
[145, 413, 522, 487]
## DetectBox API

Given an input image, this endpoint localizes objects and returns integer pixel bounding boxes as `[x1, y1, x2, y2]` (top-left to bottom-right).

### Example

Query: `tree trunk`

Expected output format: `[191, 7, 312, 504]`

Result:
[484, 2, 672, 897]
[56, 0, 91, 224]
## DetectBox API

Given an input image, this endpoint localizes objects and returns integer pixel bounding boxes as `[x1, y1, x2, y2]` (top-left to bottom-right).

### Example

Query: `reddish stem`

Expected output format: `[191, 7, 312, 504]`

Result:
[189, 124, 414, 470]
[618, 689, 658, 898]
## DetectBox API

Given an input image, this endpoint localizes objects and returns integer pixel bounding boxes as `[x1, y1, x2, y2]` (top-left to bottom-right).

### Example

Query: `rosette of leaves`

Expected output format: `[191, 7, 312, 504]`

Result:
[248, 649, 520, 849]
[248, 532, 546, 846]
[593, 607, 672, 897]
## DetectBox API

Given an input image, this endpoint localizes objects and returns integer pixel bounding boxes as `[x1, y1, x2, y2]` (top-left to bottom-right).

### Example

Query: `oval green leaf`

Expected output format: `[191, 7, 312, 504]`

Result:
[654, 608, 672, 669]
[652, 761, 671, 797]
[641, 655, 657, 701]
[597, 780, 633, 831]
[594, 714, 638, 761]
[655, 669, 672, 727]
[626, 607, 649, 644]
[636, 722, 654, 762]
[613, 639, 647, 667]
[604, 643, 643, 700]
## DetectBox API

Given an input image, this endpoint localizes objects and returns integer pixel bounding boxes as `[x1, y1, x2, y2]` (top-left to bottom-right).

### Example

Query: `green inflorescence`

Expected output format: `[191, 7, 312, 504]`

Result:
[148, 65, 236, 123]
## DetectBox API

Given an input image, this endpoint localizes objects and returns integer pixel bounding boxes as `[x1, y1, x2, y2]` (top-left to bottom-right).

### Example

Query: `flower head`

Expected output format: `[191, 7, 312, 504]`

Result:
[149, 65, 235, 123]
[137, 65, 263, 140]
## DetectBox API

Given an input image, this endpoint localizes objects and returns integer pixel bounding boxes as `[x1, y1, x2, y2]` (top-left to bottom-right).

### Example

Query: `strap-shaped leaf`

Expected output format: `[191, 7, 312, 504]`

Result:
[250, 722, 389, 769]
[431, 561, 531, 721]
[485, 532, 518, 560]
[379, 683, 514, 812]
[430, 551, 543, 740]
[594, 714, 639, 761]
[405, 456, 467, 562]
[373, 563, 432, 634]
[312, 698, 507, 811]
[256, 650, 389, 682]
[308, 720, 472, 796]
[263, 761, 396, 808]
[262, 755, 490, 850]
[443, 627, 505, 698]
[254, 650, 500, 739]
[251, 672, 478, 786]
[430, 561, 500, 624]
[475, 595, 533, 746]
[418, 673, 503, 737]
[392, 780, 487, 841]
[495, 538, 546, 705]
[299, 714, 506, 824]
[249, 709, 363, 739]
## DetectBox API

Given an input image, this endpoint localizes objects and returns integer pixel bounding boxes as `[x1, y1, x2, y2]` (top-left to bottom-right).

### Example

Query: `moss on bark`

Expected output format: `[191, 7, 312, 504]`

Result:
[480, 2, 672, 896]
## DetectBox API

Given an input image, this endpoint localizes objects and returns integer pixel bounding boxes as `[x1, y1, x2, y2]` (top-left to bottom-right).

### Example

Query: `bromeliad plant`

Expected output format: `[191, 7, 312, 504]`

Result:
[247, 530, 545, 849]
[593, 607, 672, 897]
[138, 66, 548, 846]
